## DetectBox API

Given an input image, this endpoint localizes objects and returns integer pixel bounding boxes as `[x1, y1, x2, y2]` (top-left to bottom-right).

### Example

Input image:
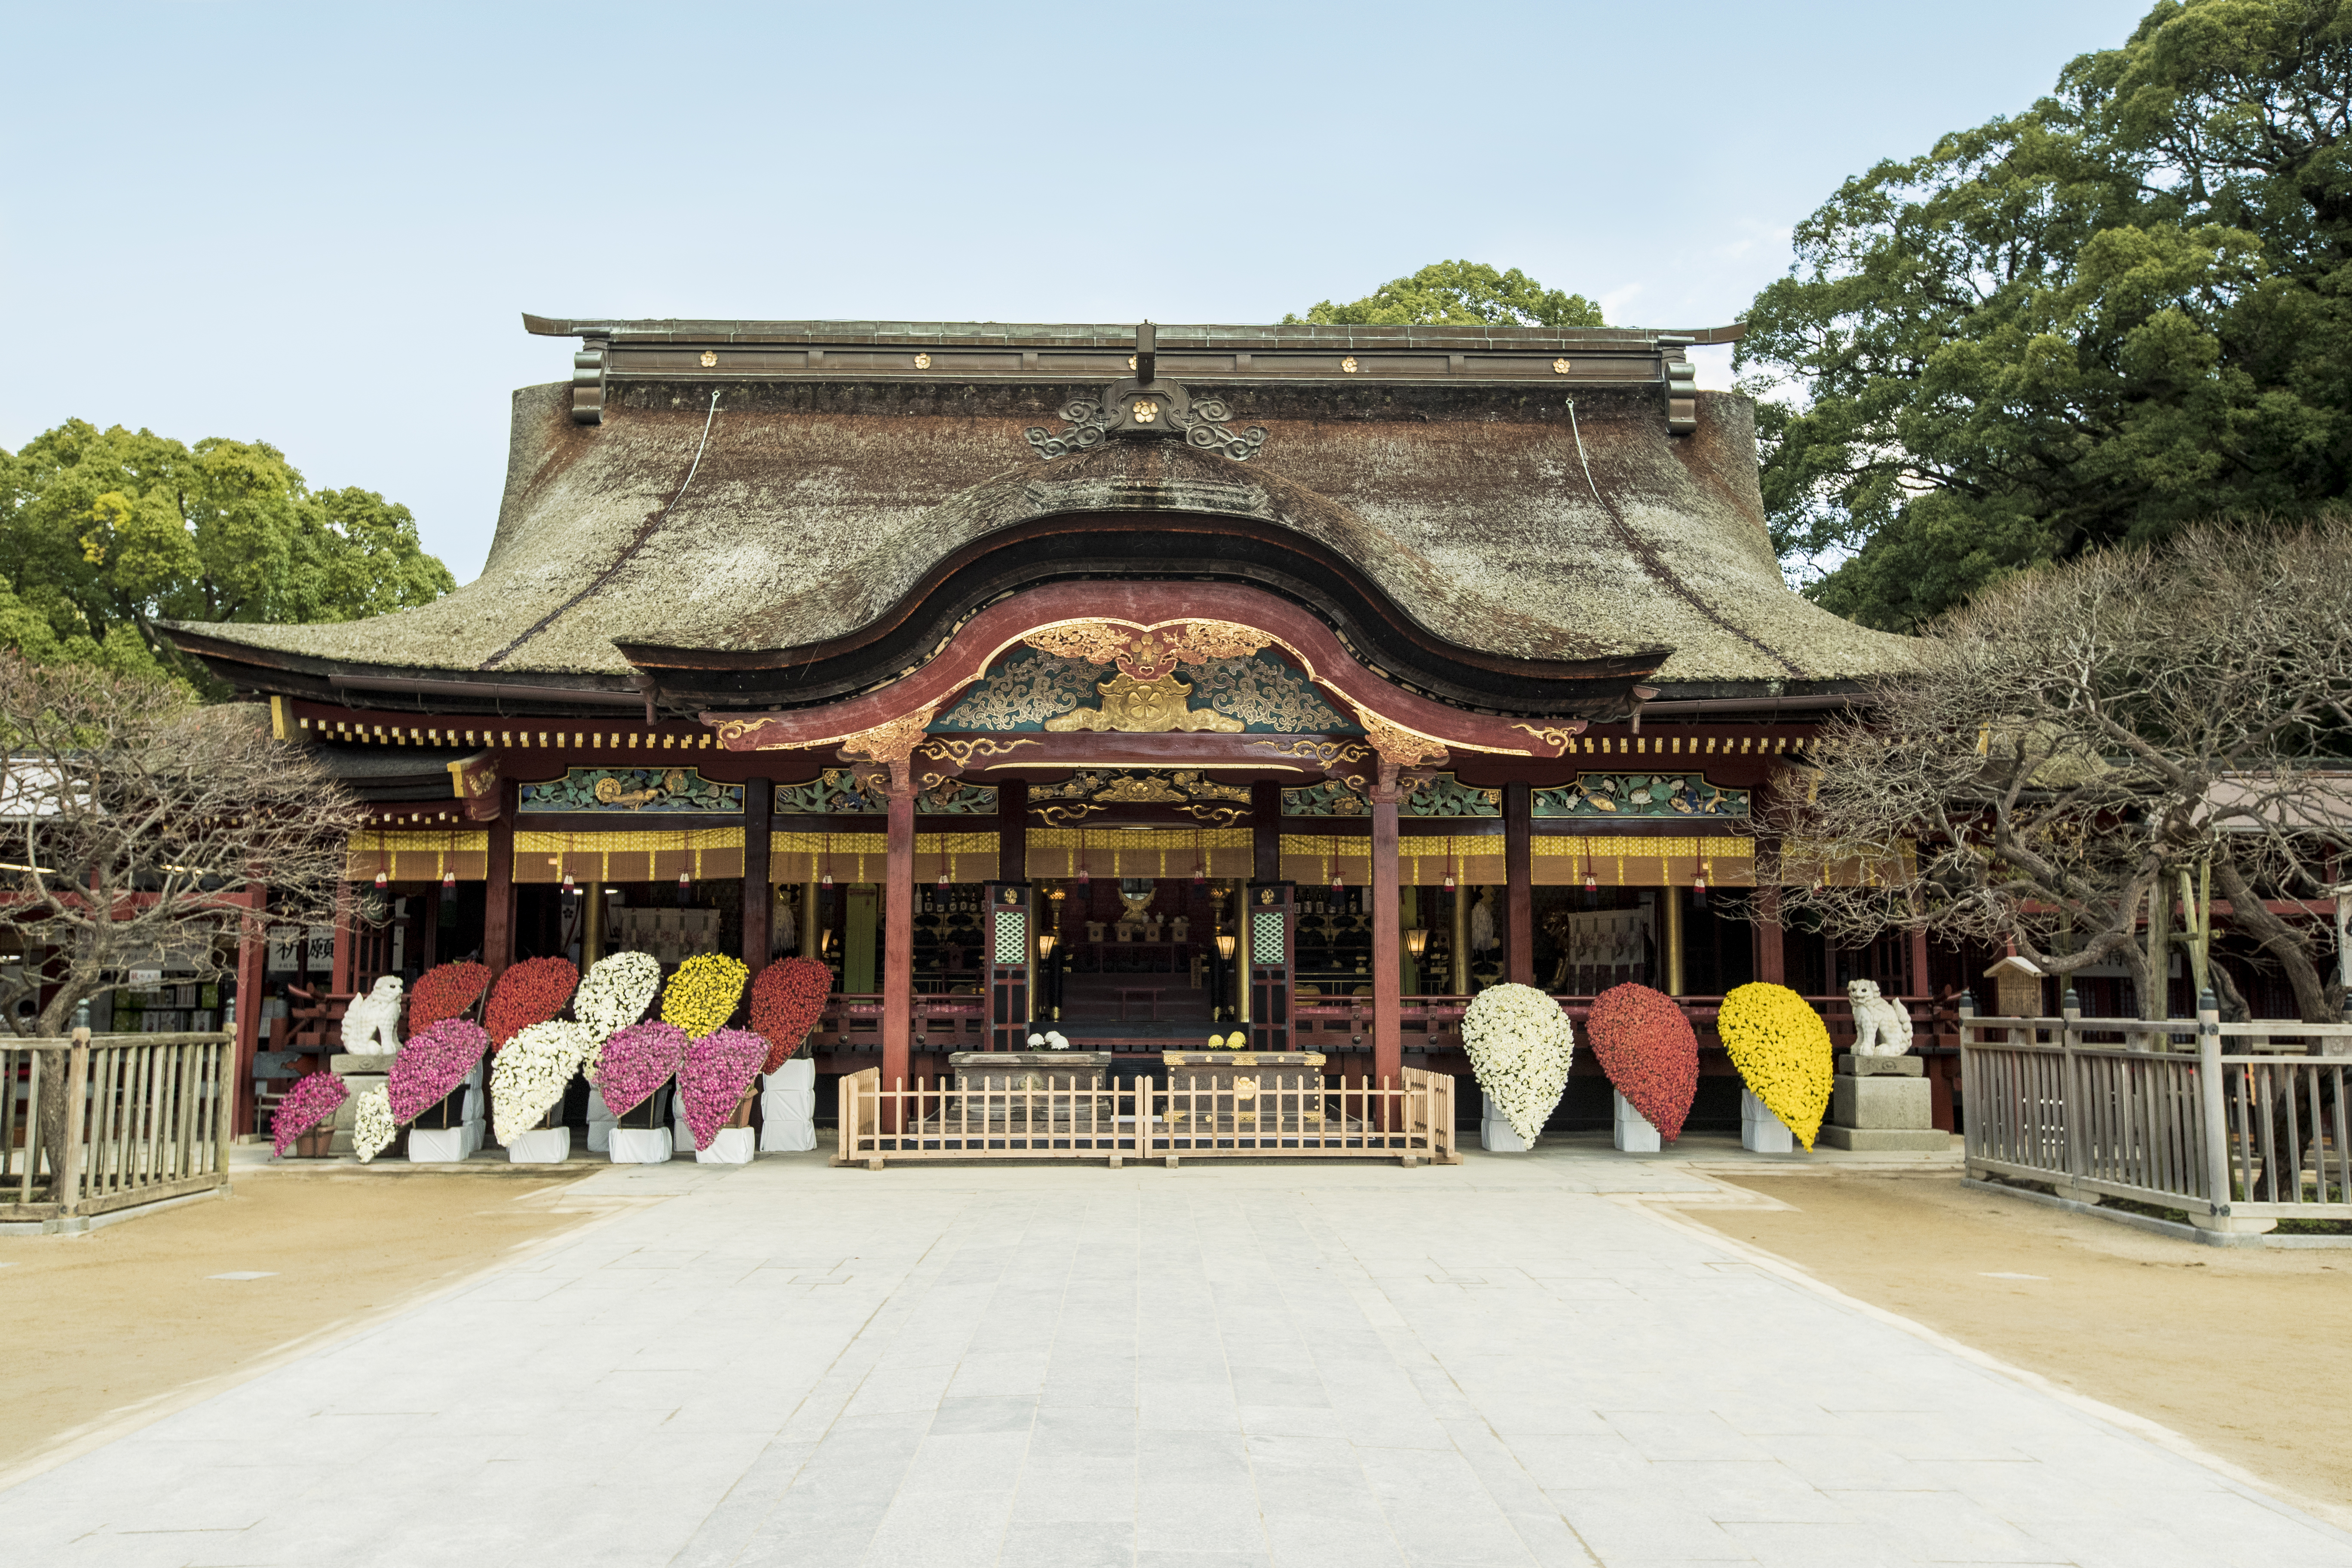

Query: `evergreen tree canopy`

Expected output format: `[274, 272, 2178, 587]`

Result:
[1286, 260, 1604, 329]
[0, 419, 455, 689]
[1739, 0, 2352, 628]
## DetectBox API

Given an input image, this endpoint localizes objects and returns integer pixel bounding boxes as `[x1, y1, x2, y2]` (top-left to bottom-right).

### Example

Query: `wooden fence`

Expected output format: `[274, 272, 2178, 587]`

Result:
[834, 1066, 1457, 1169]
[1960, 998, 2352, 1232]
[2, 1030, 236, 1226]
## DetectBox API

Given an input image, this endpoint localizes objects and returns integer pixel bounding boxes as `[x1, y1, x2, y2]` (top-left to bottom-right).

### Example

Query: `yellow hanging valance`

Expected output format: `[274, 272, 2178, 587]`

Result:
[345, 827, 490, 883]
[1027, 827, 1251, 881]
[514, 827, 745, 884]
[768, 830, 1000, 885]
[1778, 836, 1917, 888]
[1275, 833, 1510, 887]
[1530, 834, 1756, 887]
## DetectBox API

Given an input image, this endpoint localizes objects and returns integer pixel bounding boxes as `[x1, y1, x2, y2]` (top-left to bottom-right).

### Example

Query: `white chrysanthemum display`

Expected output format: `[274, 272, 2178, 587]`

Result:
[1460, 983, 1576, 1145]
[352, 1084, 398, 1164]
[492, 1019, 599, 1143]
[574, 951, 662, 1038]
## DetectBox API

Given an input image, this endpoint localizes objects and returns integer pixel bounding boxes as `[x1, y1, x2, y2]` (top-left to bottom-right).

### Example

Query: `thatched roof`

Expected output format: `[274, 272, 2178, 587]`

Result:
[175, 320, 1914, 705]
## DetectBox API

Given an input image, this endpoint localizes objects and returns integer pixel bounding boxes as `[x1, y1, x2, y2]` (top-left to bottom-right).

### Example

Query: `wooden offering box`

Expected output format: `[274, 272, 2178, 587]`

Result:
[945, 1051, 1116, 1135]
[1159, 1051, 1328, 1134]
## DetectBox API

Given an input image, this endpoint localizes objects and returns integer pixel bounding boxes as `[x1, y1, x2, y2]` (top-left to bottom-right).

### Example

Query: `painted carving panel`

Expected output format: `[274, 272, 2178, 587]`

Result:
[1532, 773, 1749, 819]
[518, 767, 744, 814]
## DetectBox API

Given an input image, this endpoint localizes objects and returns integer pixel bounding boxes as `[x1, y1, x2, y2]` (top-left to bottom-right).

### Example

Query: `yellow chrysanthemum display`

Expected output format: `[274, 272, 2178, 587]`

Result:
[661, 953, 750, 1039]
[1717, 982, 1832, 1149]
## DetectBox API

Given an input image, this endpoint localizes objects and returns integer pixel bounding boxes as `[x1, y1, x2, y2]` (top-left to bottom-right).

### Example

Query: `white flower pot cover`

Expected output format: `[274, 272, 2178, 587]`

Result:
[407, 1125, 469, 1162]
[608, 1127, 674, 1164]
[586, 1087, 616, 1153]
[1740, 1087, 1795, 1154]
[1613, 1090, 1661, 1153]
[1480, 1095, 1531, 1153]
[761, 1060, 818, 1152]
[696, 1127, 756, 1165]
[507, 1127, 572, 1163]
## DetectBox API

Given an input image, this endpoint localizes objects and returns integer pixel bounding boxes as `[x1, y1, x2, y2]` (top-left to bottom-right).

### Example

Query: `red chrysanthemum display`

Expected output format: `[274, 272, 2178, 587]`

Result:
[388, 1018, 491, 1123]
[407, 961, 491, 1033]
[1586, 982, 1700, 1142]
[748, 957, 833, 1073]
[485, 957, 579, 1050]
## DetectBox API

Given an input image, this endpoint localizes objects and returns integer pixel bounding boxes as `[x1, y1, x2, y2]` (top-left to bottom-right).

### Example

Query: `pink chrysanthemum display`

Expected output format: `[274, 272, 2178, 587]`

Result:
[677, 1027, 768, 1151]
[591, 1020, 690, 1120]
[270, 1072, 348, 1157]
[387, 1018, 490, 1124]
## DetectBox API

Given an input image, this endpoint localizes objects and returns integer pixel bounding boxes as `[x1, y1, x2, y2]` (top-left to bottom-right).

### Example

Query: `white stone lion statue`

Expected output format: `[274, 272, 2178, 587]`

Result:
[1847, 978, 1914, 1057]
[340, 975, 405, 1054]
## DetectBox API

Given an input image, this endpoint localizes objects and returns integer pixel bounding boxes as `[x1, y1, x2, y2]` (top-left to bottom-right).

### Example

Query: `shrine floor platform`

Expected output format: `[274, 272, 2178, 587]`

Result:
[4, 1148, 2345, 1568]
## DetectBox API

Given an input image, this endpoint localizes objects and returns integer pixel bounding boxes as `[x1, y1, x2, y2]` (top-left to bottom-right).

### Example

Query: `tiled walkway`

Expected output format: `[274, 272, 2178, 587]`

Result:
[4, 1149, 2345, 1567]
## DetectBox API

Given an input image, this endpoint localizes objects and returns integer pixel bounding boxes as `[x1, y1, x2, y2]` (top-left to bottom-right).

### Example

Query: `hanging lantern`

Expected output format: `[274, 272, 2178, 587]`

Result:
[1442, 871, 1456, 890]
[561, 873, 576, 894]
[937, 870, 950, 889]
[677, 870, 692, 907]
[821, 869, 833, 887]
[1330, 871, 1344, 892]
[1583, 869, 1597, 892]
[374, 870, 389, 890]
[1193, 863, 1206, 886]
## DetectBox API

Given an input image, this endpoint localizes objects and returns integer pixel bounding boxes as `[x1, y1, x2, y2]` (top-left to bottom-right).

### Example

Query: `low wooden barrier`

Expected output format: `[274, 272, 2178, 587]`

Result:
[834, 1066, 1456, 1169]
[2, 1030, 236, 1228]
[1960, 998, 2351, 1231]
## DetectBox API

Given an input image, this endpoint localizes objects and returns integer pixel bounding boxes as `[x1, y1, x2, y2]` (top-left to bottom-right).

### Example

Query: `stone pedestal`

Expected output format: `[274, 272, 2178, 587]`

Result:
[328, 1053, 395, 1156]
[696, 1127, 756, 1165]
[1819, 1054, 1949, 1152]
[761, 1059, 818, 1153]
[1482, 1091, 1531, 1152]
[507, 1127, 571, 1163]
[1612, 1090, 1661, 1153]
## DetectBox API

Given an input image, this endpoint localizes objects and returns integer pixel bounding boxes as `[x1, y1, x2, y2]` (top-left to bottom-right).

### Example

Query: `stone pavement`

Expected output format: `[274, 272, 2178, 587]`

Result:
[4, 1147, 2346, 1568]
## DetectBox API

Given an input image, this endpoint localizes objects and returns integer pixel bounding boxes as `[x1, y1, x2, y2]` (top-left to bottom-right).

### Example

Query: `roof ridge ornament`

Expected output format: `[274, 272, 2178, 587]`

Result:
[1023, 321, 1267, 462]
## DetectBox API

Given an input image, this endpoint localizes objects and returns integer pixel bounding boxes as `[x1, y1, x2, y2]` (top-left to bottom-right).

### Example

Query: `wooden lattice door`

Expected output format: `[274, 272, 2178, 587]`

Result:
[983, 882, 1032, 1050]
[1247, 881, 1295, 1052]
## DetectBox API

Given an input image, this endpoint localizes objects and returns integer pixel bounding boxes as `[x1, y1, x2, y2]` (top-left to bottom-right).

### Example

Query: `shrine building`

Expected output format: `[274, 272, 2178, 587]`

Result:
[171, 314, 1929, 1138]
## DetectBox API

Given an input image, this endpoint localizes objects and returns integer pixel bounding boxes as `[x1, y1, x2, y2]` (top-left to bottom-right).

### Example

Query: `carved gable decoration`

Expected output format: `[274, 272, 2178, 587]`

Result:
[774, 769, 996, 816]
[519, 767, 743, 815]
[1532, 773, 1749, 819]
[1029, 769, 1254, 827]
[932, 634, 1353, 736]
[1024, 387, 1265, 462]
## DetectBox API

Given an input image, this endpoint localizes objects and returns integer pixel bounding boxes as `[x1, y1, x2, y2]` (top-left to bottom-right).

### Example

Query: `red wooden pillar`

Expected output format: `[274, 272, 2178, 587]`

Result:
[1755, 885, 1786, 985]
[1503, 781, 1534, 985]
[880, 781, 916, 1101]
[741, 776, 771, 973]
[234, 882, 267, 1137]
[330, 882, 355, 996]
[1908, 925, 1932, 1000]
[484, 784, 515, 975]
[1370, 779, 1403, 1096]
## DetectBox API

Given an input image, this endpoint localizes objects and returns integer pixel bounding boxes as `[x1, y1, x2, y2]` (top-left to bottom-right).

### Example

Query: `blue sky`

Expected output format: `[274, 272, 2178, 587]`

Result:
[3, 1, 2153, 580]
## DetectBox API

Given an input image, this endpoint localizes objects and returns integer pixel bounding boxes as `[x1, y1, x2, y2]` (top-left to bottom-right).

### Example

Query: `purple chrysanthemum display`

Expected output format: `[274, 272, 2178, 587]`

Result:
[591, 1020, 690, 1120]
[387, 1018, 490, 1124]
[677, 1027, 769, 1151]
[271, 1071, 349, 1157]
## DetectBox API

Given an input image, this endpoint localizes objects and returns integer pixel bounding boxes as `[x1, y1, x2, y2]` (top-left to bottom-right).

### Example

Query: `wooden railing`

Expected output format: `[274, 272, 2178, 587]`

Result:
[834, 1066, 1456, 1169]
[1960, 999, 2352, 1230]
[2, 1030, 236, 1225]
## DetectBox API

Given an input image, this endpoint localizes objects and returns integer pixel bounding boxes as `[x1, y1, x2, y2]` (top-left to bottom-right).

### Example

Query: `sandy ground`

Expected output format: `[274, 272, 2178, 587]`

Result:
[0, 1171, 603, 1478]
[1669, 1173, 2352, 1515]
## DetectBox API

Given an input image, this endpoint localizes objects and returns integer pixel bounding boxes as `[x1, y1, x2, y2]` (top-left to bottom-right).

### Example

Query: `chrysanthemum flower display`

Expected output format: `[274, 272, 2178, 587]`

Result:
[485, 956, 579, 1050]
[592, 1020, 691, 1120]
[270, 1071, 347, 1158]
[1460, 982, 1576, 1145]
[407, 961, 492, 1033]
[1717, 981, 1833, 1149]
[352, 1083, 398, 1164]
[387, 1018, 491, 1124]
[662, 952, 749, 1039]
[747, 956, 831, 1072]
[491, 1019, 598, 1143]
[574, 951, 662, 1038]
[677, 1027, 769, 1151]
[1586, 983, 1700, 1142]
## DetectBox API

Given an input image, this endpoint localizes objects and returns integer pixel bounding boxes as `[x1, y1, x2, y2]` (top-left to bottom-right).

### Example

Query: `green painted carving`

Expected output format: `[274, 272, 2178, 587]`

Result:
[1191, 654, 1353, 732]
[933, 650, 1102, 731]
[774, 770, 997, 815]
[1282, 779, 1369, 817]
[1402, 773, 1501, 818]
[518, 767, 743, 814]
[1532, 773, 1749, 819]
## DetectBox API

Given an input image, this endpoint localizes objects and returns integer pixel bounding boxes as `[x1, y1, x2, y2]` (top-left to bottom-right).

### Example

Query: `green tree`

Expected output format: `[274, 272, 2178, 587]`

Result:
[0, 420, 456, 691]
[1285, 260, 1605, 328]
[1739, 0, 2352, 629]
